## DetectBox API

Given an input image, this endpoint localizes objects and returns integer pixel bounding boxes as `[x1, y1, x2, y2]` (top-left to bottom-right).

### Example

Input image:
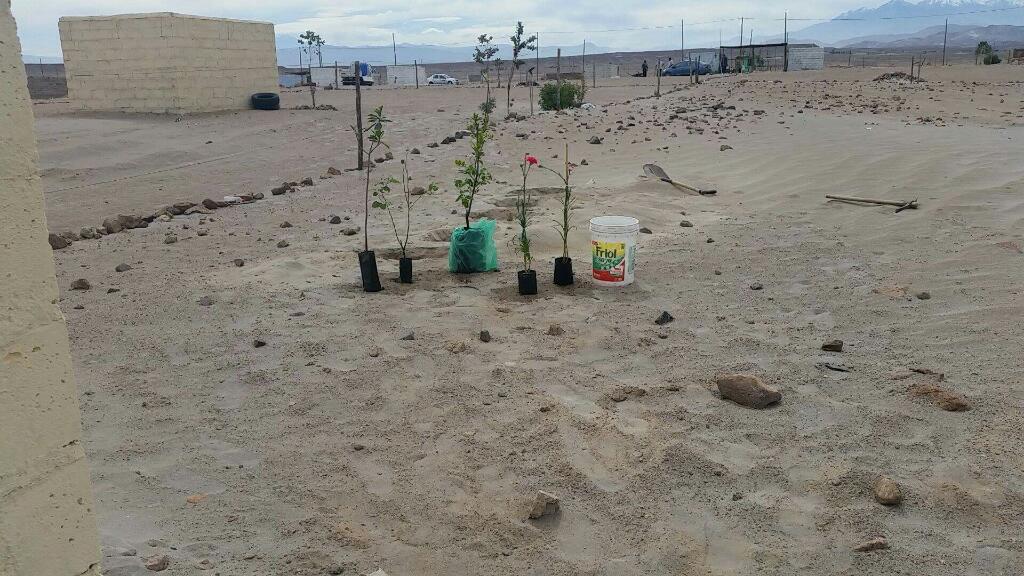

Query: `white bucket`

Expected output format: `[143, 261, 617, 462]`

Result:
[589, 216, 639, 287]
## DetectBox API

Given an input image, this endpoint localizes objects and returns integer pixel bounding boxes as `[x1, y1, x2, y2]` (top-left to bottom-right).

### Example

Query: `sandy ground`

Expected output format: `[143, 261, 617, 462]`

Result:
[37, 65, 1024, 575]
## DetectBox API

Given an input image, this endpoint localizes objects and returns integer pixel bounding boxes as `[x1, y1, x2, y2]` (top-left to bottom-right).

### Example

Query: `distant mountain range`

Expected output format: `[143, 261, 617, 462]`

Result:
[838, 23, 1024, 47]
[791, 0, 1024, 45]
[276, 40, 609, 67]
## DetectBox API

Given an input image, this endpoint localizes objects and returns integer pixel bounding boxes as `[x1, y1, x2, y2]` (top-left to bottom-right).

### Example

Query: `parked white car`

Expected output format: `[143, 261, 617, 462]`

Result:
[427, 74, 459, 85]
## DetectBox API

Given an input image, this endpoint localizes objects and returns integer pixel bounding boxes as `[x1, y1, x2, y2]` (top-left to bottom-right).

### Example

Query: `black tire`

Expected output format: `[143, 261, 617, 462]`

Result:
[251, 92, 280, 111]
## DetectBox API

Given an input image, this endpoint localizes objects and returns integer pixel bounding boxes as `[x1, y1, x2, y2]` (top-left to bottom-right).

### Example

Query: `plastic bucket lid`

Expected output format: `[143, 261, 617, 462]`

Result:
[590, 216, 640, 234]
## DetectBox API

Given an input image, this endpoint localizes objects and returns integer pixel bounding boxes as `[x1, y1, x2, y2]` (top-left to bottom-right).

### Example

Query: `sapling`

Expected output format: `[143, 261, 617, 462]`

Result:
[454, 113, 492, 230]
[538, 143, 579, 285]
[351, 106, 390, 291]
[298, 30, 325, 108]
[373, 156, 438, 282]
[506, 22, 538, 117]
[511, 154, 539, 272]
[473, 34, 499, 111]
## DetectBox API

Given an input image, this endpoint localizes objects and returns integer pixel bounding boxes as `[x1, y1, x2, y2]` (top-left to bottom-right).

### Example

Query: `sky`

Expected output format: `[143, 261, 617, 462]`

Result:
[12, 0, 882, 58]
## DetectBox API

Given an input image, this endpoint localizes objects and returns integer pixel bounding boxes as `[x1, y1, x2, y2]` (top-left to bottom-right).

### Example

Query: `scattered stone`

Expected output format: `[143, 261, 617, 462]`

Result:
[253, 339, 267, 348]
[300, 177, 314, 186]
[479, 330, 491, 343]
[441, 136, 457, 145]
[326, 166, 343, 176]
[198, 296, 214, 306]
[908, 382, 970, 411]
[277, 240, 290, 248]
[353, 443, 366, 451]
[639, 227, 652, 234]
[196, 229, 208, 237]
[368, 347, 382, 358]
[410, 148, 421, 155]
[853, 537, 889, 552]
[528, 490, 560, 519]
[271, 185, 289, 195]
[873, 476, 903, 506]
[329, 215, 342, 224]
[608, 386, 647, 402]
[253, 192, 264, 200]
[749, 282, 763, 291]
[916, 291, 931, 300]
[427, 142, 439, 148]
[340, 227, 360, 236]
[280, 221, 293, 228]
[716, 373, 781, 409]
[201, 198, 222, 210]
[79, 227, 98, 239]
[679, 220, 694, 228]
[164, 234, 178, 244]
[587, 136, 603, 144]
[720, 144, 733, 151]
[409, 186, 427, 196]
[233, 258, 245, 267]
[706, 237, 715, 243]
[546, 324, 564, 336]
[106, 288, 120, 294]
[196, 559, 215, 570]
[400, 332, 415, 341]
[70, 278, 91, 291]
[48, 233, 71, 250]
[654, 311, 674, 325]
[580, 159, 588, 165]
[446, 341, 469, 354]
[143, 554, 170, 571]
[102, 214, 147, 234]
[822, 339, 844, 352]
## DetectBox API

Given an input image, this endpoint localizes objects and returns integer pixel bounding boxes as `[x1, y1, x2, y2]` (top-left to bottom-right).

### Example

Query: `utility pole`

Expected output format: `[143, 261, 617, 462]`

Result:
[556, 48, 562, 110]
[354, 60, 364, 170]
[392, 33, 397, 65]
[414, 59, 419, 88]
[740, 17, 744, 47]
[582, 39, 587, 90]
[681, 19, 685, 62]
[942, 18, 948, 66]
[784, 11, 789, 72]
[536, 33, 541, 83]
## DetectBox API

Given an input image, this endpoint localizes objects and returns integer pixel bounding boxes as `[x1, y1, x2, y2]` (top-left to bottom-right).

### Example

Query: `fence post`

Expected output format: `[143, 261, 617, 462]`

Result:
[414, 60, 419, 88]
[556, 48, 562, 111]
[655, 58, 661, 97]
[334, 61, 339, 89]
[355, 60, 363, 170]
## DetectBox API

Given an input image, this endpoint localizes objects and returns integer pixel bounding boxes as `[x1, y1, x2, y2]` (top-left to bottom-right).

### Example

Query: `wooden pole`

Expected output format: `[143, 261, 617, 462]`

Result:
[414, 60, 419, 88]
[392, 33, 397, 65]
[681, 19, 684, 62]
[334, 60, 339, 89]
[582, 39, 586, 90]
[784, 12, 789, 72]
[942, 19, 948, 66]
[655, 58, 661, 97]
[556, 48, 562, 110]
[354, 60, 364, 170]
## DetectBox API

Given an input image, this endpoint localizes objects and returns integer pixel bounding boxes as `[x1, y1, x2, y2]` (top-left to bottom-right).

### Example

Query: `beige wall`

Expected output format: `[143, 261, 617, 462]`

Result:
[59, 12, 278, 113]
[0, 2, 102, 575]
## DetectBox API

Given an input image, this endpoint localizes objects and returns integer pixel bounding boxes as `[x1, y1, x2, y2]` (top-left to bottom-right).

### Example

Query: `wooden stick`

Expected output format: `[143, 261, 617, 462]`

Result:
[825, 195, 918, 209]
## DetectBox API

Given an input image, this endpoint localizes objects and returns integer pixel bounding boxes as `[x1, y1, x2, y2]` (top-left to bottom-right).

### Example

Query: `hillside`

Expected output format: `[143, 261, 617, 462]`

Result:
[838, 23, 1024, 47]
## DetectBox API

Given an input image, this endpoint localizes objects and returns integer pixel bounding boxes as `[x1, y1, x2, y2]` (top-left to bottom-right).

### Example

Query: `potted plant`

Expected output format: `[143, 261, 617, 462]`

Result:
[354, 106, 390, 292]
[450, 112, 499, 273]
[539, 143, 578, 285]
[511, 154, 539, 295]
[373, 156, 437, 283]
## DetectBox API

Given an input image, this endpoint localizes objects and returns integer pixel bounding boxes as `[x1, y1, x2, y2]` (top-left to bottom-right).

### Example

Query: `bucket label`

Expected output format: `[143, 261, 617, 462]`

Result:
[592, 240, 626, 282]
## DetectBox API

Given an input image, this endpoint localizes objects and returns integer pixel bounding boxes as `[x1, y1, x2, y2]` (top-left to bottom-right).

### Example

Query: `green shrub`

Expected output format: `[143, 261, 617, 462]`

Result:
[539, 82, 582, 111]
[983, 53, 1001, 65]
[479, 96, 496, 115]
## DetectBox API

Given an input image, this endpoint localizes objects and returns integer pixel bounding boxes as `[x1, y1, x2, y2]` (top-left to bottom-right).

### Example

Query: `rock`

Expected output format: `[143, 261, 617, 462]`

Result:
[580, 159, 588, 165]
[115, 263, 132, 272]
[300, 177, 315, 186]
[277, 240, 290, 248]
[479, 330, 491, 343]
[706, 238, 715, 243]
[908, 382, 970, 411]
[353, 443, 366, 451]
[70, 278, 91, 290]
[427, 142, 439, 148]
[143, 554, 170, 571]
[409, 186, 427, 196]
[916, 291, 931, 300]
[654, 311, 674, 325]
[873, 476, 903, 506]
[184, 206, 211, 215]
[196, 229, 208, 237]
[173, 202, 196, 214]
[368, 570, 389, 576]
[546, 324, 564, 336]
[163, 234, 178, 244]
[446, 341, 468, 354]
[271, 185, 289, 195]
[587, 136, 603, 144]
[720, 144, 733, 151]
[79, 227, 97, 240]
[329, 215, 342, 224]
[528, 490, 560, 519]
[853, 537, 889, 552]
[103, 214, 147, 234]
[253, 339, 267, 348]
[384, 152, 394, 161]
[198, 296, 214, 306]
[822, 339, 844, 352]
[340, 226, 360, 236]
[749, 282, 764, 291]
[679, 220, 693, 228]
[400, 332, 415, 341]
[280, 221, 293, 228]
[201, 198, 221, 210]
[441, 136, 457, 145]
[196, 559, 215, 570]
[233, 258, 245, 267]
[253, 192, 265, 200]
[410, 148, 421, 155]
[716, 373, 781, 409]
[640, 227, 652, 234]
[48, 233, 71, 250]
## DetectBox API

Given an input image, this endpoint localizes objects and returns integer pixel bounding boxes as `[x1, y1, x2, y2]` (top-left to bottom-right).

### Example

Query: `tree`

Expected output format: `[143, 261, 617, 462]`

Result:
[976, 41, 993, 65]
[298, 30, 325, 107]
[473, 34, 499, 104]
[505, 22, 538, 116]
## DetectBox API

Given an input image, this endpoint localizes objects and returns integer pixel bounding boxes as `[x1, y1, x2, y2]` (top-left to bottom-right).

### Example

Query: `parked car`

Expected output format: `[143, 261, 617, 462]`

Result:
[661, 61, 712, 76]
[427, 74, 459, 85]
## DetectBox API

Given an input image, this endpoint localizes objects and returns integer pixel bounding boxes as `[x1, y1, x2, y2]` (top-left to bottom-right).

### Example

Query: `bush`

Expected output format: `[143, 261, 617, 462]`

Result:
[539, 82, 582, 111]
[983, 53, 1001, 65]
[479, 96, 496, 115]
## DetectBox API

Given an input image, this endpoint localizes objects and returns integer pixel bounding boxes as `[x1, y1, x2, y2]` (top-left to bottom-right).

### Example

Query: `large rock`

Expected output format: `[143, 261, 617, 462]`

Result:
[48, 232, 70, 250]
[528, 490, 560, 519]
[716, 373, 781, 408]
[873, 476, 903, 506]
[143, 554, 170, 571]
[103, 214, 147, 234]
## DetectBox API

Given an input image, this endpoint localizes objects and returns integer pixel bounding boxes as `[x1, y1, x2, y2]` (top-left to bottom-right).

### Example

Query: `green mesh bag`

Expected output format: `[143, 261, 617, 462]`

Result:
[448, 219, 499, 273]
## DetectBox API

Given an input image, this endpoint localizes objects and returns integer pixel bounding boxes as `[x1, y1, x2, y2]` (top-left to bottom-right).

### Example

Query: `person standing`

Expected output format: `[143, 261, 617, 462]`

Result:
[641, 59, 648, 77]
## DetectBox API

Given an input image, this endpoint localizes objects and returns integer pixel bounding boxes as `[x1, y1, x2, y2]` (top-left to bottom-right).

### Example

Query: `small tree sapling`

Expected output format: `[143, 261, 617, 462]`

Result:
[298, 30, 324, 107]
[373, 156, 438, 282]
[473, 35, 499, 109]
[454, 113, 493, 230]
[506, 22, 538, 117]
[351, 106, 390, 291]
[538, 143, 579, 285]
[512, 154, 539, 272]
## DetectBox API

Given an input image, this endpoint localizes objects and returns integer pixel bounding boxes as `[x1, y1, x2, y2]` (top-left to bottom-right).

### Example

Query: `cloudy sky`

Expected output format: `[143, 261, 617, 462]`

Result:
[12, 0, 877, 57]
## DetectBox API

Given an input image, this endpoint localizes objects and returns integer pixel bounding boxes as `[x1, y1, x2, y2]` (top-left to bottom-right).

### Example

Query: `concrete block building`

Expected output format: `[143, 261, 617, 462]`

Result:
[59, 13, 278, 113]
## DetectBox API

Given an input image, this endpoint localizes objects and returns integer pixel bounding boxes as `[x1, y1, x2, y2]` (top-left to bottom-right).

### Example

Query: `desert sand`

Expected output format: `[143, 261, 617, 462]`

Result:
[38, 65, 1024, 575]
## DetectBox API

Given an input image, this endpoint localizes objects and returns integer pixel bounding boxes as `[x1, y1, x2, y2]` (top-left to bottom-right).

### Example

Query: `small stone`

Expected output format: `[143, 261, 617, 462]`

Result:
[198, 296, 214, 306]
[822, 339, 844, 352]
[340, 227, 360, 236]
[368, 347, 382, 358]
[164, 234, 177, 244]
[400, 332, 415, 341]
[233, 259, 245, 267]
[277, 240, 290, 248]
[916, 291, 931, 300]
[48, 233, 71, 250]
[528, 490, 560, 519]
[908, 382, 970, 411]
[720, 144, 733, 151]
[546, 324, 564, 336]
[853, 537, 889, 552]
[253, 339, 267, 348]
[280, 221, 293, 228]
[587, 136, 603, 144]
[410, 148, 421, 155]
[749, 282, 763, 290]
[79, 227, 97, 239]
[654, 311, 674, 325]
[706, 238, 715, 243]
[329, 215, 342, 224]
[196, 229, 208, 237]
[679, 220, 694, 228]
[271, 185, 289, 195]
[300, 177, 314, 186]
[479, 330, 491, 342]
[201, 198, 221, 210]
[70, 278, 91, 290]
[106, 288, 120, 294]
[639, 227, 653, 234]
[196, 559, 215, 570]
[353, 443, 366, 451]
[143, 554, 170, 571]
[409, 186, 427, 196]
[446, 341, 468, 354]
[580, 159, 588, 165]
[716, 373, 781, 409]
[873, 476, 903, 506]
[731, 493, 743, 501]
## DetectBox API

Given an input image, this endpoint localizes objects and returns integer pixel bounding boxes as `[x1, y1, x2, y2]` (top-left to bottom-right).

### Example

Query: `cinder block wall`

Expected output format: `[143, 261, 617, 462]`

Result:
[59, 12, 278, 113]
[0, 2, 102, 575]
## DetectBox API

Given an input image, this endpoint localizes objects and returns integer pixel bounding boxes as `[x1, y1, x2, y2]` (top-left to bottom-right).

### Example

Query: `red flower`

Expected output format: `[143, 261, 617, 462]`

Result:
[525, 155, 539, 166]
